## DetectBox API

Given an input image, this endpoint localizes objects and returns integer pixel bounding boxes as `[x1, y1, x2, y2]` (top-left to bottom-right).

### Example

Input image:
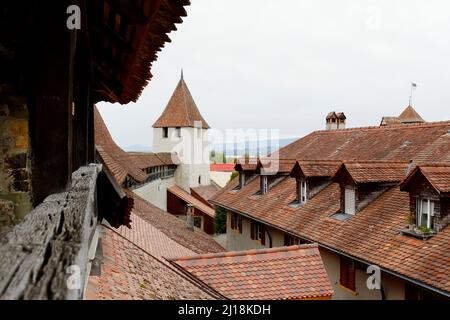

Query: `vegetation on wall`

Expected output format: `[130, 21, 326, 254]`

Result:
[214, 206, 227, 234]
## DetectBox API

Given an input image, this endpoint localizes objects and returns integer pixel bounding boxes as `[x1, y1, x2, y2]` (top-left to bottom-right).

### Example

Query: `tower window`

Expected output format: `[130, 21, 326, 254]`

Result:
[162, 127, 168, 138]
[198, 175, 201, 185]
[175, 127, 181, 138]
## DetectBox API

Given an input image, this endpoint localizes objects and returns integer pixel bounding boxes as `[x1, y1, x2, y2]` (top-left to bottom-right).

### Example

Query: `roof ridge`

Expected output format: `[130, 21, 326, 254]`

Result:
[312, 120, 450, 134]
[169, 244, 318, 262]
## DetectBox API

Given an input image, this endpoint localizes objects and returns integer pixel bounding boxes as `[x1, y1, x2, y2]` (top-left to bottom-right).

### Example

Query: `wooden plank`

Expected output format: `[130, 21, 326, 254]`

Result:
[0, 165, 101, 300]
[28, 1, 77, 204]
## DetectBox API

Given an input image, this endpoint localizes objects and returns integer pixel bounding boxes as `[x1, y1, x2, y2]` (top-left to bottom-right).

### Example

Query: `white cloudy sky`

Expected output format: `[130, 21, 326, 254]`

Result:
[97, 0, 450, 149]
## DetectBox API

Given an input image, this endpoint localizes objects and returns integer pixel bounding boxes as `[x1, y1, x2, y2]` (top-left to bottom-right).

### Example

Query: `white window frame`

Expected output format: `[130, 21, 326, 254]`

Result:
[261, 175, 268, 194]
[299, 180, 307, 204]
[416, 197, 434, 229]
[344, 187, 356, 215]
[255, 223, 262, 241]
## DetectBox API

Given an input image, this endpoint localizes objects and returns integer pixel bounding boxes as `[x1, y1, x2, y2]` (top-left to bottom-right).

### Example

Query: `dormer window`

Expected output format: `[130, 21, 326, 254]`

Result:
[344, 187, 356, 215]
[239, 172, 245, 188]
[296, 179, 307, 204]
[260, 175, 268, 195]
[416, 197, 435, 229]
[399, 165, 450, 238]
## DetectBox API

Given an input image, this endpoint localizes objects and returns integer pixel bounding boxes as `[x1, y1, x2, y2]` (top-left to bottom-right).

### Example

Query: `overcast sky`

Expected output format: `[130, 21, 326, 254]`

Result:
[97, 0, 450, 149]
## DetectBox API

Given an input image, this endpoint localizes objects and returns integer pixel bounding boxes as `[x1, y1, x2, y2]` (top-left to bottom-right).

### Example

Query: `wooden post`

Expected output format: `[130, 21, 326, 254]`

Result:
[29, 1, 77, 204]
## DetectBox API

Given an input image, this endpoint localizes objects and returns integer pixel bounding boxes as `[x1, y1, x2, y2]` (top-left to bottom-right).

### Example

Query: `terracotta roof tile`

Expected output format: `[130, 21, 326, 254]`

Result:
[334, 161, 409, 184]
[277, 121, 450, 162]
[128, 191, 224, 254]
[290, 160, 342, 179]
[95, 107, 147, 184]
[191, 184, 220, 202]
[85, 227, 217, 300]
[401, 165, 450, 194]
[212, 121, 450, 295]
[210, 164, 235, 172]
[152, 76, 210, 129]
[169, 244, 333, 300]
[168, 185, 216, 218]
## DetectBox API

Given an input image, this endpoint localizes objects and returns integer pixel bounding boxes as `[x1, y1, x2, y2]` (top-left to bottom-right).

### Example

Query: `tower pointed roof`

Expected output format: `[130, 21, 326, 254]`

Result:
[153, 75, 210, 129]
[398, 105, 425, 124]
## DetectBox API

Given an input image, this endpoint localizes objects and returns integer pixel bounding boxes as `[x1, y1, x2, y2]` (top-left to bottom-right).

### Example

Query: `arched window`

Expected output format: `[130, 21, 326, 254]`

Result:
[198, 175, 201, 185]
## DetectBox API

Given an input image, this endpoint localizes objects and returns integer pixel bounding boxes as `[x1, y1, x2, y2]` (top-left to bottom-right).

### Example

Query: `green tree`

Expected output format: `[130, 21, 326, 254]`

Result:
[230, 171, 239, 181]
[214, 206, 227, 234]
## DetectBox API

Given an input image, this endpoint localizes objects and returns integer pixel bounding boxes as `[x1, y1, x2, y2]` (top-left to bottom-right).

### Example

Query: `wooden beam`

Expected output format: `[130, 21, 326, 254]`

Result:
[28, 1, 77, 204]
[0, 165, 101, 299]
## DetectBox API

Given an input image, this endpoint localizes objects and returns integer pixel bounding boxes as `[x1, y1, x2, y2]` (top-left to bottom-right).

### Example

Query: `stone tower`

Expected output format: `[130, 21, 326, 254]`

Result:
[152, 73, 211, 191]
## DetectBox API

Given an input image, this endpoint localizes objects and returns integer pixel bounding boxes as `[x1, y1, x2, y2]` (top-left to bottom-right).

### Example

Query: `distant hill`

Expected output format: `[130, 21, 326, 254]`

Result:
[212, 137, 297, 157]
[123, 137, 297, 156]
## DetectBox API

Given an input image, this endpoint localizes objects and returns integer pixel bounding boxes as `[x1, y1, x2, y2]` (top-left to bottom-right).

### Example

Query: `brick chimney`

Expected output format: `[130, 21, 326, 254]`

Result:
[326, 111, 346, 130]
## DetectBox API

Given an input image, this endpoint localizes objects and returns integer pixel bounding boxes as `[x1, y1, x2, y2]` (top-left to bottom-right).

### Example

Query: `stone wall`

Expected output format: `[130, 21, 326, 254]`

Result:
[0, 86, 32, 227]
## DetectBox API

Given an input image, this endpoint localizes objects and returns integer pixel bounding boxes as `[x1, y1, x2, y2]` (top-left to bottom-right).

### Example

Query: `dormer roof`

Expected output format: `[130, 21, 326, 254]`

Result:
[234, 158, 259, 172]
[256, 158, 297, 175]
[290, 160, 342, 179]
[152, 75, 210, 129]
[400, 165, 450, 195]
[332, 161, 409, 185]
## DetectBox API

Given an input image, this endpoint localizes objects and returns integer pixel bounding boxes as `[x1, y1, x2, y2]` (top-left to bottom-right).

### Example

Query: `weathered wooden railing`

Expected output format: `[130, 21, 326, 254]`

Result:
[0, 165, 101, 300]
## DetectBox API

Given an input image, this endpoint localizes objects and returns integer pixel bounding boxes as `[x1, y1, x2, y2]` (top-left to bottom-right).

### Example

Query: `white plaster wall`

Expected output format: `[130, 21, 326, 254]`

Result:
[133, 177, 176, 211]
[226, 212, 284, 251]
[153, 126, 210, 192]
[211, 171, 233, 188]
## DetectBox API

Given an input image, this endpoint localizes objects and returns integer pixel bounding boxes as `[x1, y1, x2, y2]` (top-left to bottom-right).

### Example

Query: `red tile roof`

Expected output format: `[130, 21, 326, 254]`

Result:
[152, 75, 210, 129]
[235, 158, 259, 171]
[168, 186, 216, 218]
[95, 107, 180, 184]
[333, 161, 409, 184]
[191, 184, 220, 202]
[290, 160, 342, 179]
[401, 165, 450, 194]
[212, 121, 450, 296]
[95, 107, 148, 184]
[128, 191, 224, 254]
[128, 152, 179, 170]
[85, 227, 218, 300]
[212, 177, 450, 296]
[169, 244, 333, 300]
[257, 158, 297, 175]
[277, 121, 450, 162]
[115, 213, 195, 261]
[210, 163, 235, 172]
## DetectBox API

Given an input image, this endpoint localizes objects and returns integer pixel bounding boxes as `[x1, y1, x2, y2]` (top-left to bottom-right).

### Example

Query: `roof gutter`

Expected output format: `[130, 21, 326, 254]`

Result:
[211, 201, 450, 298]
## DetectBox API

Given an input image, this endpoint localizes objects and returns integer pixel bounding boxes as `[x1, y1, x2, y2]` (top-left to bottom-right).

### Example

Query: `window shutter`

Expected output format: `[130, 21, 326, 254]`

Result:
[238, 215, 243, 234]
[250, 222, 255, 240]
[340, 257, 349, 288]
[284, 234, 289, 246]
[260, 226, 266, 245]
[345, 187, 356, 215]
[348, 261, 356, 291]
